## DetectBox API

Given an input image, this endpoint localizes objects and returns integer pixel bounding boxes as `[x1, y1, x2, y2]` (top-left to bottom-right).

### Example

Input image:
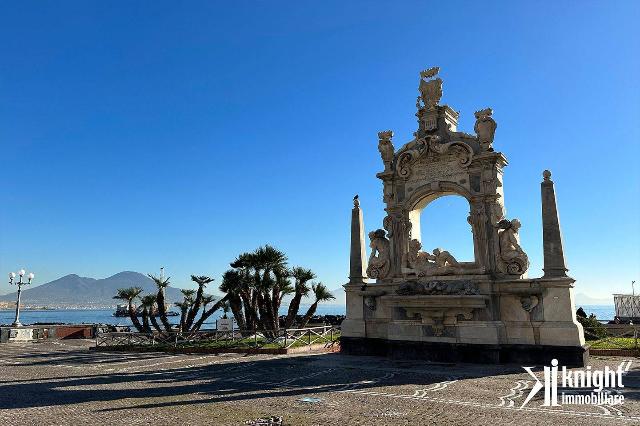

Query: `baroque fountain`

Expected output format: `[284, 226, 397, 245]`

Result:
[341, 68, 587, 365]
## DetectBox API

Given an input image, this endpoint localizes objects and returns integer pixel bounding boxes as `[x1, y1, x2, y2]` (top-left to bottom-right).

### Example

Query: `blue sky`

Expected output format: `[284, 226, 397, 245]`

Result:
[1, 1, 638, 299]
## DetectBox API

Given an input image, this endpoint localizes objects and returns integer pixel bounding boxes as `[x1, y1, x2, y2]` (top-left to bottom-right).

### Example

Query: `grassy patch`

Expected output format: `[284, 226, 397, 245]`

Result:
[588, 337, 640, 349]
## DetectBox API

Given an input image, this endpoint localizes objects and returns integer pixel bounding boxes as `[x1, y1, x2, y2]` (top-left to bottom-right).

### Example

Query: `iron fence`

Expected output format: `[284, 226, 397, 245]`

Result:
[95, 325, 340, 350]
[583, 324, 640, 350]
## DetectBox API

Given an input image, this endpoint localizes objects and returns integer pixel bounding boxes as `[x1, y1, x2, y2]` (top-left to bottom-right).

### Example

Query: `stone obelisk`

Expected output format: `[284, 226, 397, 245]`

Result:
[349, 196, 368, 284]
[541, 170, 568, 278]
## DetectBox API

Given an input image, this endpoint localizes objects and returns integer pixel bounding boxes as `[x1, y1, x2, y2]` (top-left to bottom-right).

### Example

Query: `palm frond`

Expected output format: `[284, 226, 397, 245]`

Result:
[113, 287, 143, 301]
[190, 275, 214, 286]
[148, 273, 170, 288]
[140, 294, 157, 307]
[312, 282, 335, 302]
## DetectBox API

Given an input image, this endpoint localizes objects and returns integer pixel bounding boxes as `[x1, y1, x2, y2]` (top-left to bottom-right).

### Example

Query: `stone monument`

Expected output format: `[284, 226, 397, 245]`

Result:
[341, 68, 587, 366]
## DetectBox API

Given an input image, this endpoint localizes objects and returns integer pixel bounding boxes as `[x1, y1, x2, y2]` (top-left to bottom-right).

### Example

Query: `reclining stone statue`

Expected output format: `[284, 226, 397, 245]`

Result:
[432, 248, 459, 268]
[407, 239, 460, 276]
[407, 239, 485, 276]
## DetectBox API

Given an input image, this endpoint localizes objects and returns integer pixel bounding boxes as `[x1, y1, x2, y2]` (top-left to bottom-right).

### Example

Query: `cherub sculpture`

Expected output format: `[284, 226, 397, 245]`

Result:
[377, 130, 395, 172]
[496, 218, 529, 275]
[366, 229, 391, 280]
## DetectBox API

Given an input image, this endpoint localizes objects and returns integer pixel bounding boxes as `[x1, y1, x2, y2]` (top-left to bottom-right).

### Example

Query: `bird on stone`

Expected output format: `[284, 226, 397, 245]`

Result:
[353, 194, 360, 207]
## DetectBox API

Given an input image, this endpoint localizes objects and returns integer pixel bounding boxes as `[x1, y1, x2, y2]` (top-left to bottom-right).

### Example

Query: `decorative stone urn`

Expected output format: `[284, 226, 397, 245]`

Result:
[341, 68, 587, 366]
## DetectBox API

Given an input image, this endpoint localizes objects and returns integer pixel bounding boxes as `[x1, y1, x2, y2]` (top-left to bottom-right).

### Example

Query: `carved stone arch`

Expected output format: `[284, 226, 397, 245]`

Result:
[404, 182, 479, 265]
[406, 182, 473, 239]
[406, 181, 474, 211]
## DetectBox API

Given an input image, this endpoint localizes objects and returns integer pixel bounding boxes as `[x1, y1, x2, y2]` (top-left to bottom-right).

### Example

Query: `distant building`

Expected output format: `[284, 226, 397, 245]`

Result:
[613, 294, 640, 320]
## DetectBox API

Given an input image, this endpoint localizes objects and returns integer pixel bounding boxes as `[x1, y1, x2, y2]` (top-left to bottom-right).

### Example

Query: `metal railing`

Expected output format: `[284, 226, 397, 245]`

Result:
[95, 325, 340, 350]
[583, 324, 640, 350]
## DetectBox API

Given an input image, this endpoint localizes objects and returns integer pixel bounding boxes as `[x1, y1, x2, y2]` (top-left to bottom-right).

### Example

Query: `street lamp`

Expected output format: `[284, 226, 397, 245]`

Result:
[8, 269, 34, 327]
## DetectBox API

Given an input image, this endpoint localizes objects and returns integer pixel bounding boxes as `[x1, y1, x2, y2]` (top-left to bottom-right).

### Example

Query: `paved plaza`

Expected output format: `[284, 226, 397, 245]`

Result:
[0, 341, 639, 425]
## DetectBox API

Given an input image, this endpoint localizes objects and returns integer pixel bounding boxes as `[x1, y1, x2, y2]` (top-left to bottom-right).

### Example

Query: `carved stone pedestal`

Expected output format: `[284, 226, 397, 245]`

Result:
[341, 276, 587, 366]
[340, 337, 588, 366]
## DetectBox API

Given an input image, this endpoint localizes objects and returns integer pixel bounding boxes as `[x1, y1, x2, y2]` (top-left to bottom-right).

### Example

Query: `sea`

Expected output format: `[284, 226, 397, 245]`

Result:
[0, 305, 615, 327]
[0, 304, 348, 327]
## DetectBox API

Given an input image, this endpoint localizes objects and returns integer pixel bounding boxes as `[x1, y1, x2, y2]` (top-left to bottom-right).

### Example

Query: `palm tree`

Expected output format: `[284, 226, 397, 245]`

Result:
[140, 294, 161, 333]
[271, 267, 294, 330]
[223, 246, 322, 333]
[249, 245, 288, 332]
[284, 267, 315, 328]
[177, 289, 196, 331]
[114, 287, 144, 332]
[201, 294, 215, 310]
[190, 294, 230, 332]
[195, 294, 216, 329]
[219, 270, 247, 330]
[184, 275, 214, 330]
[148, 274, 173, 332]
[299, 283, 335, 328]
[220, 300, 231, 318]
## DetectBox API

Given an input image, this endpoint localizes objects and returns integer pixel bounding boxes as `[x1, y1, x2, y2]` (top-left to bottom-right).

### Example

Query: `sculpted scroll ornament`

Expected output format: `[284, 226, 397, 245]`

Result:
[366, 229, 391, 280]
[397, 136, 473, 179]
[396, 280, 479, 296]
[497, 219, 530, 275]
[383, 214, 412, 239]
[474, 108, 497, 151]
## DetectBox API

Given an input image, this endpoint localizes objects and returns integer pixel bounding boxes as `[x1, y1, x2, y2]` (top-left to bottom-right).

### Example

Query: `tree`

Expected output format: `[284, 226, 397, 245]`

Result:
[284, 267, 315, 328]
[114, 287, 144, 332]
[148, 274, 174, 332]
[189, 294, 230, 332]
[299, 283, 335, 328]
[218, 246, 328, 332]
[230, 245, 289, 332]
[140, 294, 161, 333]
[219, 270, 247, 330]
[577, 312, 607, 340]
[220, 300, 231, 319]
[176, 289, 198, 331]
[201, 294, 215, 310]
[184, 275, 214, 330]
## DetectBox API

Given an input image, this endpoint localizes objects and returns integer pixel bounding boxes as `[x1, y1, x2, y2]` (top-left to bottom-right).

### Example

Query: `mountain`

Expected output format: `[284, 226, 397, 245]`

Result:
[574, 293, 613, 306]
[328, 287, 346, 306]
[0, 271, 186, 307]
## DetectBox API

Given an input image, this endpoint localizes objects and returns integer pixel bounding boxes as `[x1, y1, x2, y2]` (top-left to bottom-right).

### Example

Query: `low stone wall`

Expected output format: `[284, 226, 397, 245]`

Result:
[50, 325, 94, 339]
[589, 348, 640, 357]
[0, 324, 97, 343]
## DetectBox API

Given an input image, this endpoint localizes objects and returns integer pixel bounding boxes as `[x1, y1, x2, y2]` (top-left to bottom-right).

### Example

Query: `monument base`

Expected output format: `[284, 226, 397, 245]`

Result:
[340, 336, 588, 367]
[0, 327, 37, 343]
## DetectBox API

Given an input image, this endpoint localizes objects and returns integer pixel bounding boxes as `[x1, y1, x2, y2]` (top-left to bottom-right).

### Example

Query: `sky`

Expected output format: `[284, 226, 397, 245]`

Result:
[1, 1, 638, 300]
